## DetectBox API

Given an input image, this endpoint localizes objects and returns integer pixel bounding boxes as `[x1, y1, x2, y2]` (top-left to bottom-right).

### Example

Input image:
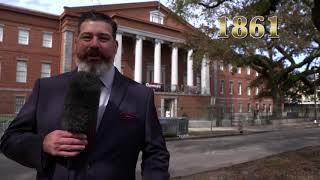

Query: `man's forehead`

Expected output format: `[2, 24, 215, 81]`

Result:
[79, 20, 112, 30]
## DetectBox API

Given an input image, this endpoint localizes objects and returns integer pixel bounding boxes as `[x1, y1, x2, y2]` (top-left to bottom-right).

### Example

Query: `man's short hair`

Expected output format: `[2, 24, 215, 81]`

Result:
[78, 11, 117, 40]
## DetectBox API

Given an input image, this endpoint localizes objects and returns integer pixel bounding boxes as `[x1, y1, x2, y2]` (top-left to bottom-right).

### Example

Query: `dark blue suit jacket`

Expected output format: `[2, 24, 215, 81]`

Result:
[0, 68, 170, 180]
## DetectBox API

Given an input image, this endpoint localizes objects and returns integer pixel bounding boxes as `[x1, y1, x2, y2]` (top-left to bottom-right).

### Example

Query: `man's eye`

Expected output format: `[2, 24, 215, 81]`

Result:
[99, 37, 110, 42]
[80, 36, 92, 41]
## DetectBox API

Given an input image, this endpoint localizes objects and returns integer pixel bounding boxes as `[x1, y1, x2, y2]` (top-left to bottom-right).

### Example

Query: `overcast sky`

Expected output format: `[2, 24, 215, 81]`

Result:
[0, 0, 168, 15]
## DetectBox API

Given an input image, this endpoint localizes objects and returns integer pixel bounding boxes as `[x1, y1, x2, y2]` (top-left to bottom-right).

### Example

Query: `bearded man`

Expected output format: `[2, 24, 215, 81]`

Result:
[0, 11, 170, 180]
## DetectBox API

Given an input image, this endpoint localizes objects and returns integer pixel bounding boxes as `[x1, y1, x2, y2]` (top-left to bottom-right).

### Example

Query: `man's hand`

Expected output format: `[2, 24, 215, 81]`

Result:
[43, 130, 87, 157]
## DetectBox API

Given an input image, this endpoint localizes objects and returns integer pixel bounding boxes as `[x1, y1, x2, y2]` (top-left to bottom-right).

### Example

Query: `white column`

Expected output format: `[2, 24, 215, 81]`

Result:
[171, 46, 178, 91]
[187, 49, 194, 87]
[154, 39, 162, 84]
[114, 32, 122, 73]
[201, 55, 211, 95]
[134, 35, 144, 83]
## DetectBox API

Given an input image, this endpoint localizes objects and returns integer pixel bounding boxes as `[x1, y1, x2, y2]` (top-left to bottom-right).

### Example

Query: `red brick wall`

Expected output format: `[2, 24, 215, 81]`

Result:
[154, 94, 211, 120]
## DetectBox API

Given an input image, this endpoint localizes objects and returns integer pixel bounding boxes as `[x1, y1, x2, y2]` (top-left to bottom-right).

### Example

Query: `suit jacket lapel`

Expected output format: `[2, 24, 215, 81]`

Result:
[109, 68, 128, 109]
[96, 68, 128, 134]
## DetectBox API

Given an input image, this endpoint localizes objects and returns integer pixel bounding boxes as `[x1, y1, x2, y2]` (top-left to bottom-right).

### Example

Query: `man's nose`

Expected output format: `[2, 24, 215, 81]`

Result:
[89, 37, 99, 47]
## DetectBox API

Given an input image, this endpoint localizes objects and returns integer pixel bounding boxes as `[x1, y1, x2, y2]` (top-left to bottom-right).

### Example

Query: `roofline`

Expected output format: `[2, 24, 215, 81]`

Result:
[112, 13, 183, 33]
[62, 1, 195, 30]
[64, 1, 163, 11]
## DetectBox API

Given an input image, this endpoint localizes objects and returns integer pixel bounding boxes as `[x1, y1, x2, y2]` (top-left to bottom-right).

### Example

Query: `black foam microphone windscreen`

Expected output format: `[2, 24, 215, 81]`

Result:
[61, 71, 101, 134]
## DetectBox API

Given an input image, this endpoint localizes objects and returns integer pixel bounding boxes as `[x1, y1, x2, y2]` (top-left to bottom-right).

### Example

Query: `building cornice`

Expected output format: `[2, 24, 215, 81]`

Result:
[118, 25, 184, 43]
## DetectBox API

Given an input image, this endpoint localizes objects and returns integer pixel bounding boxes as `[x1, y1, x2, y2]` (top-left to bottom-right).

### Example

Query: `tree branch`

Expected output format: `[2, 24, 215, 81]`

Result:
[198, 0, 230, 9]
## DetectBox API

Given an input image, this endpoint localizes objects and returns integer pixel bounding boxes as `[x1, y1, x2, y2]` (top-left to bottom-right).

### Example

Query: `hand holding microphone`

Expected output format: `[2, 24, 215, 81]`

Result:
[43, 72, 101, 157]
[42, 130, 87, 157]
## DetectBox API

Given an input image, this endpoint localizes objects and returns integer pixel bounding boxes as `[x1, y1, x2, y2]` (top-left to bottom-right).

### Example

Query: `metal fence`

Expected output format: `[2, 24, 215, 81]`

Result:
[167, 104, 319, 127]
[0, 114, 14, 136]
[0, 103, 318, 137]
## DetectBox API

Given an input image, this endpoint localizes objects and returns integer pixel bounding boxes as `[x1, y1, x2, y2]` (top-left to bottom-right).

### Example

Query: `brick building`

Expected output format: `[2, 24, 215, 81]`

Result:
[0, 1, 272, 123]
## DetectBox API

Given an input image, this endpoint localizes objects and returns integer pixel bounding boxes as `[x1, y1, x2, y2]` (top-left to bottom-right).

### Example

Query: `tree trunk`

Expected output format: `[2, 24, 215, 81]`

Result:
[272, 92, 283, 119]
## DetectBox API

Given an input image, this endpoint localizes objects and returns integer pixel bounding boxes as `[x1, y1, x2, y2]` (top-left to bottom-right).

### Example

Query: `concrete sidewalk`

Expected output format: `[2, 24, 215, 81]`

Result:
[164, 123, 320, 179]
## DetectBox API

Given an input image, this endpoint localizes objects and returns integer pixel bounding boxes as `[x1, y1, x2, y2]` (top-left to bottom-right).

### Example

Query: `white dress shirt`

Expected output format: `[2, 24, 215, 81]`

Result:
[97, 66, 115, 129]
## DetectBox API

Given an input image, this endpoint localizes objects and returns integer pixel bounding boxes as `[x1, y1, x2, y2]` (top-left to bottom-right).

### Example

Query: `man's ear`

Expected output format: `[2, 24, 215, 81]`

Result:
[115, 40, 119, 52]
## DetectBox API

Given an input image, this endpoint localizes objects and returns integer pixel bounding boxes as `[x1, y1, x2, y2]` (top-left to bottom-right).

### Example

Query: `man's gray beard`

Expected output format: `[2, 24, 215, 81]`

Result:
[77, 61, 111, 77]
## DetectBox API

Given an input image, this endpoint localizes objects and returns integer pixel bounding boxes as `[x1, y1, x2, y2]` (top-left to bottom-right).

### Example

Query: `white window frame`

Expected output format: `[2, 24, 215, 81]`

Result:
[146, 63, 165, 84]
[268, 104, 272, 113]
[228, 64, 233, 72]
[229, 81, 233, 95]
[247, 82, 251, 96]
[247, 103, 251, 112]
[0, 24, 4, 42]
[230, 103, 234, 113]
[219, 63, 224, 71]
[220, 80, 225, 95]
[149, 10, 164, 24]
[15, 96, 26, 114]
[16, 60, 27, 83]
[238, 81, 242, 95]
[18, 28, 30, 45]
[41, 63, 51, 78]
[237, 67, 241, 74]
[247, 66, 251, 75]
[0, 61, 2, 80]
[238, 103, 243, 113]
[263, 104, 266, 113]
[255, 87, 259, 95]
[42, 32, 53, 48]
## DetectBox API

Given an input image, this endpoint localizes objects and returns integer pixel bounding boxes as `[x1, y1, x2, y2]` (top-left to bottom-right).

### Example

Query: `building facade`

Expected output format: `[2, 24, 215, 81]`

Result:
[0, 1, 272, 123]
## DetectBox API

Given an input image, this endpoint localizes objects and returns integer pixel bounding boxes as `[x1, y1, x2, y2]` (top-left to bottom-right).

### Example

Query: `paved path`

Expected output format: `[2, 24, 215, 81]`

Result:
[1, 126, 319, 180]
[165, 127, 320, 178]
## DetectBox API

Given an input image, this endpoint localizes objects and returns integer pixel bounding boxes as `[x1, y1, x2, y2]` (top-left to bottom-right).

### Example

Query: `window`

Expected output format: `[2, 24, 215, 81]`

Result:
[238, 81, 242, 95]
[256, 71, 259, 76]
[150, 10, 164, 24]
[230, 103, 234, 113]
[247, 82, 251, 96]
[237, 67, 241, 74]
[0, 25, 3, 42]
[220, 80, 225, 94]
[247, 67, 251, 75]
[256, 103, 259, 111]
[146, 64, 165, 84]
[219, 63, 224, 71]
[42, 32, 53, 48]
[255, 87, 259, 95]
[16, 60, 27, 83]
[18, 29, 29, 45]
[238, 103, 243, 113]
[228, 64, 233, 72]
[263, 104, 266, 113]
[15, 96, 26, 113]
[41, 63, 51, 78]
[0, 61, 1, 80]
[247, 103, 252, 112]
[268, 104, 272, 113]
[229, 81, 233, 95]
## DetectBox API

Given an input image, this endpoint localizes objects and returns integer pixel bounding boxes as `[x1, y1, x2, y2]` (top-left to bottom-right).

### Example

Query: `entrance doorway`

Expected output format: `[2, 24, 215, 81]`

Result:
[161, 97, 177, 117]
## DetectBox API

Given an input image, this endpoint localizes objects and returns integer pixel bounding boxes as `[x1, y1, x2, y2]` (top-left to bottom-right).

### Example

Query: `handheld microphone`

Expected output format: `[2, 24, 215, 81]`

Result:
[61, 71, 101, 134]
